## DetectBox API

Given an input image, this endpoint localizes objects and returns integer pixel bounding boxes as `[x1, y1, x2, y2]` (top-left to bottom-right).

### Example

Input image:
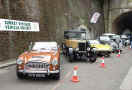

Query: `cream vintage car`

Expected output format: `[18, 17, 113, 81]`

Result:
[16, 42, 60, 80]
[88, 40, 112, 56]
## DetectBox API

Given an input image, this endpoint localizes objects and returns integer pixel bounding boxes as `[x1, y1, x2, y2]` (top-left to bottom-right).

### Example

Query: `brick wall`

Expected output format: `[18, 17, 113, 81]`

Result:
[0, 0, 105, 61]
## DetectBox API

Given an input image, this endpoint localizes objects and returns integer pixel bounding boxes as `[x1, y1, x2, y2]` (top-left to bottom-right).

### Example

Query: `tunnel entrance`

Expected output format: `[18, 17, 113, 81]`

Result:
[113, 11, 132, 35]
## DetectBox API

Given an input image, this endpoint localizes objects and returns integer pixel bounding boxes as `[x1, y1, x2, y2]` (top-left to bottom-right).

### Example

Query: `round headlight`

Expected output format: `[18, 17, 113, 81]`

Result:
[87, 47, 90, 51]
[76, 48, 79, 51]
[52, 58, 58, 66]
[17, 59, 23, 65]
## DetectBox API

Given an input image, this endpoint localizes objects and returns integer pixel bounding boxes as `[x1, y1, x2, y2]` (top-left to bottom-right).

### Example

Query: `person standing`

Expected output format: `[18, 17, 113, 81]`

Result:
[130, 35, 132, 48]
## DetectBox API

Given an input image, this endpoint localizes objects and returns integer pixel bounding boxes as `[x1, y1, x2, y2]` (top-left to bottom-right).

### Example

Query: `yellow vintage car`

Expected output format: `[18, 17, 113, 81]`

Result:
[62, 29, 97, 62]
[88, 40, 112, 56]
[16, 42, 60, 80]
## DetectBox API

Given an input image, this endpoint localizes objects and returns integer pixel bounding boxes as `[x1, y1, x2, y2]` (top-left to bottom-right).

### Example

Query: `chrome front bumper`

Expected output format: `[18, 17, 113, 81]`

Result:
[18, 69, 59, 74]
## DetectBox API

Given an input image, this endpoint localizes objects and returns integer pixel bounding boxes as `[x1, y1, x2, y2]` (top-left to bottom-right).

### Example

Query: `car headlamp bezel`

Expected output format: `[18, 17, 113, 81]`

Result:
[75, 48, 79, 51]
[52, 58, 58, 66]
[87, 47, 91, 51]
[17, 58, 23, 65]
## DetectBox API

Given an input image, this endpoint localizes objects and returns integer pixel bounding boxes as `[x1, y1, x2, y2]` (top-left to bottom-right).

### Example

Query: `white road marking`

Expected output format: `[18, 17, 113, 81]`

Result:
[51, 71, 72, 90]
[120, 67, 132, 90]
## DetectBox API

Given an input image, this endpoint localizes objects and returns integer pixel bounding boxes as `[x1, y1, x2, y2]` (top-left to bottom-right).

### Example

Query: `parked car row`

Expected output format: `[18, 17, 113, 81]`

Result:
[62, 30, 130, 62]
[16, 29, 130, 80]
[98, 33, 130, 53]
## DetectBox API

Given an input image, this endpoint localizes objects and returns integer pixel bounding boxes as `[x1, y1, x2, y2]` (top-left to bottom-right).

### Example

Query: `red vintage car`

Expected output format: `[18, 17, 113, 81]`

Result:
[16, 42, 60, 80]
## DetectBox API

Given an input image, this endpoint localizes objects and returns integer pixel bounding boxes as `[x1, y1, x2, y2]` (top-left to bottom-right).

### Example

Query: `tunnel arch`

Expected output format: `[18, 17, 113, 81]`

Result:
[113, 11, 132, 35]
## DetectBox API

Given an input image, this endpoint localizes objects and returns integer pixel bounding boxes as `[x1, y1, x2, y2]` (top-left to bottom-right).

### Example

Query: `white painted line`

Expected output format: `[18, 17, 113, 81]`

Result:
[51, 71, 72, 90]
[120, 67, 132, 90]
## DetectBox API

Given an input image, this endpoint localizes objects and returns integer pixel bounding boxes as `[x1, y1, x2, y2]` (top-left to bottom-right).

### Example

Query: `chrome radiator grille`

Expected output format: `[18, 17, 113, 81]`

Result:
[78, 43, 86, 51]
[26, 61, 49, 69]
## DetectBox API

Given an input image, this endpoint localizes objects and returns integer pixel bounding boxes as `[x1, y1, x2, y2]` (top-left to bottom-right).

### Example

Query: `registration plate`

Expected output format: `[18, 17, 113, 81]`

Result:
[28, 74, 46, 77]
[27, 68, 47, 71]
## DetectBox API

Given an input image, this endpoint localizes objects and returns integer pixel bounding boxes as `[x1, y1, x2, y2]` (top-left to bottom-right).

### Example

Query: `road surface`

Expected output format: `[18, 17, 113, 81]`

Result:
[0, 47, 132, 90]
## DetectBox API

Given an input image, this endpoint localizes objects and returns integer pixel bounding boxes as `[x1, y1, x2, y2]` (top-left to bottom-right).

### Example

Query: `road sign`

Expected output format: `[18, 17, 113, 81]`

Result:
[90, 12, 101, 24]
[0, 19, 39, 32]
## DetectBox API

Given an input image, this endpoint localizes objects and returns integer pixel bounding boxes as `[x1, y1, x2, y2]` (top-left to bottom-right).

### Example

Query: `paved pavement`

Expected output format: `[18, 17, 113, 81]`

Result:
[0, 47, 132, 90]
[0, 58, 16, 68]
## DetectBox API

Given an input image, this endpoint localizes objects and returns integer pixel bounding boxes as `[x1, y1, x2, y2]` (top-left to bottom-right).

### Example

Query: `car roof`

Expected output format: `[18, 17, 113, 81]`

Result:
[64, 29, 86, 33]
[89, 40, 98, 42]
[88, 40, 100, 43]
[103, 33, 116, 36]
[121, 35, 128, 38]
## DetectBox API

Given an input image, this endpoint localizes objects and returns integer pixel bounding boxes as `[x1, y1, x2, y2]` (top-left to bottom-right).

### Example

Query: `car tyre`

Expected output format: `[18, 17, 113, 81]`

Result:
[106, 53, 111, 57]
[89, 56, 96, 63]
[53, 69, 60, 80]
[55, 73, 60, 80]
[16, 71, 24, 79]
[69, 55, 74, 62]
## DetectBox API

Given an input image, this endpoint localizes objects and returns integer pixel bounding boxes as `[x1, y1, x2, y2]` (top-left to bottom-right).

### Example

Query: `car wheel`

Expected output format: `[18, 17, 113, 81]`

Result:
[69, 55, 74, 62]
[89, 56, 96, 63]
[53, 70, 60, 80]
[106, 53, 111, 57]
[55, 73, 60, 80]
[16, 71, 24, 79]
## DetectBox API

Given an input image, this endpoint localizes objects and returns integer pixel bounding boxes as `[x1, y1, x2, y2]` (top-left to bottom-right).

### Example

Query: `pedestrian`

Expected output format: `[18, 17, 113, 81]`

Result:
[119, 39, 123, 49]
[130, 35, 132, 48]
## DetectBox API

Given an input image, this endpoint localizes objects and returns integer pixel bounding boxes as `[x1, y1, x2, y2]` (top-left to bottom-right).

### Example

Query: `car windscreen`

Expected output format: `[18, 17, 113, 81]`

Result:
[99, 36, 111, 41]
[31, 42, 57, 51]
[64, 32, 86, 40]
[89, 40, 100, 44]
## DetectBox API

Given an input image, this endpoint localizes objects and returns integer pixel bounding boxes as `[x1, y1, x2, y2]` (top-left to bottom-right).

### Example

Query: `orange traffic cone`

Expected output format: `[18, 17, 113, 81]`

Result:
[116, 50, 120, 57]
[100, 56, 105, 68]
[71, 66, 80, 83]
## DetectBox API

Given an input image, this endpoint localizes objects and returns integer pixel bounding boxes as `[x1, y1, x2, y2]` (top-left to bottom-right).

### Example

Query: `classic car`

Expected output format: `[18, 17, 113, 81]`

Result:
[99, 35, 122, 53]
[88, 40, 112, 56]
[62, 29, 97, 62]
[16, 42, 60, 80]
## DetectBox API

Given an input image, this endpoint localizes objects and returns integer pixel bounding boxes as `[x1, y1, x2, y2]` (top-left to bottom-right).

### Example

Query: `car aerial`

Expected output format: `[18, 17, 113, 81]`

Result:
[62, 29, 97, 63]
[16, 42, 60, 80]
[88, 40, 112, 57]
